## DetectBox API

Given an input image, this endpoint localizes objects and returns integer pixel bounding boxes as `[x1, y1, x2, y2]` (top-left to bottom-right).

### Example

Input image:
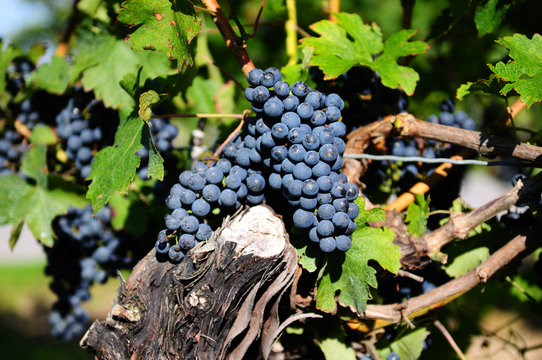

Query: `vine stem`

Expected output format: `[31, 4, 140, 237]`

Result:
[401, 0, 415, 29]
[151, 113, 245, 119]
[434, 320, 467, 360]
[201, 0, 255, 76]
[285, 0, 299, 65]
[414, 172, 542, 256]
[361, 224, 542, 325]
[329, 0, 340, 21]
[344, 107, 532, 212]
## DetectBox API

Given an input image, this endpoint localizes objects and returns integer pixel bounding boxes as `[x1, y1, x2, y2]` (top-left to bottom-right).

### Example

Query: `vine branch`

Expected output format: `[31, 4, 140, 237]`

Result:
[360, 224, 542, 324]
[201, 0, 255, 76]
[414, 172, 542, 256]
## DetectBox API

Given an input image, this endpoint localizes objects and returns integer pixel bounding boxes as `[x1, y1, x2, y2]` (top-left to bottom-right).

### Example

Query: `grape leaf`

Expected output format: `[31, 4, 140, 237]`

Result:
[0, 146, 86, 246]
[109, 192, 149, 235]
[118, 0, 201, 71]
[456, 74, 508, 100]
[138, 90, 160, 122]
[474, 0, 511, 36]
[301, 12, 428, 95]
[0, 43, 22, 107]
[316, 198, 401, 313]
[86, 108, 144, 213]
[443, 246, 490, 278]
[70, 29, 170, 109]
[291, 237, 321, 272]
[314, 320, 357, 360]
[9, 221, 24, 251]
[26, 56, 69, 94]
[142, 121, 164, 180]
[488, 33, 542, 107]
[30, 125, 57, 145]
[508, 274, 542, 303]
[405, 194, 429, 237]
[377, 327, 429, 360]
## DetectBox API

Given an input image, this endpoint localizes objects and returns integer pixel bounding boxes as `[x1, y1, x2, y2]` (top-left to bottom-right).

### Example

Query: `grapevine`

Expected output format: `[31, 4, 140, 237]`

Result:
[1, 1, 541, 359]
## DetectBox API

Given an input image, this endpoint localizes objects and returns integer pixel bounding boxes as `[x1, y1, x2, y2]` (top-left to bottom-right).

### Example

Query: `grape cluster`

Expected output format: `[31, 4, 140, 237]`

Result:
[136, 117, 178, 179]
[55, 93, 114, 180]
[45, 205, 131, 340]
[0, 127, 27, 176]
[156, 67, 359, 260]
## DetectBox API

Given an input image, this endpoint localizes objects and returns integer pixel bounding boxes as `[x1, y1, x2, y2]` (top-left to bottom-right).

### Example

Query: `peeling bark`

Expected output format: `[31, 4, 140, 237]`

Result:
[81, 205, 298, 360]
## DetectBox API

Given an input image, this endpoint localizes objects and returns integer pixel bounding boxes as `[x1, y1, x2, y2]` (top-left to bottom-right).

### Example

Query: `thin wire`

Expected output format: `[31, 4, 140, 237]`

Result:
[344, 153, 538, 167]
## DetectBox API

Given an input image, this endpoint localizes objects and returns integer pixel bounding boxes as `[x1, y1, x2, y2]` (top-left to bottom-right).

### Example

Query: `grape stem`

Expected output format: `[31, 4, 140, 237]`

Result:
[434, 320, 467, 360]
[329, 0, 340, 21]
[344, 153, 537, 167]
[151, 113, 245, 119]
[201, 0, 255, 76]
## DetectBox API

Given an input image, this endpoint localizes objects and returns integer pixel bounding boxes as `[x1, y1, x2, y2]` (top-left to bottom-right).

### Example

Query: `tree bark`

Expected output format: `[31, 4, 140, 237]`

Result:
[80, 205, 298, 360]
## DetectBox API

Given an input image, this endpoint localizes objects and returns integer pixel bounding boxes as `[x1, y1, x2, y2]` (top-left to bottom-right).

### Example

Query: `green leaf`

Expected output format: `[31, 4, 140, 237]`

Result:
[0, 43, 22, 106]
[20, 145, 48, 188]
[138, 90, 160, 121]
[86, 109, 144, 213]
[474, 0, 511, 36]
[9, 221, 24, 251]
[292, 237, 321, 272]
[377, 327, 429, 360]
[118, 0, 201, 71]
[30, 125, 57, 145]
[443, 246, 490, 278]
[186, 76, 221, 113]
[488, 33, 542, 107]
[316, 198, 401, 313]
[456, 74, 508, 100]
[508, 274, 542, 303]
[70, 29, 170, 109]
[302, 12, 428, 95]
[26, 56, 69, 94]
[109, 192, 149, 235]
[0, 174, 86, 247]
[405, 194, 429, 237]
[314, 320, 357, 360]
[141, 122, 164, 180]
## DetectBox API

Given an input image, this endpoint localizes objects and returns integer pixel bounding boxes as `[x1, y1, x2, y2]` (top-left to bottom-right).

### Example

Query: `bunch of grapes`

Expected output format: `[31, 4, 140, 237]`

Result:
[136, 117, 179, 179]
[0, 127, 27, 176]
[45, 205, 131, 340]
[156, 67, 359, 261]
[55, 90, 116, 180]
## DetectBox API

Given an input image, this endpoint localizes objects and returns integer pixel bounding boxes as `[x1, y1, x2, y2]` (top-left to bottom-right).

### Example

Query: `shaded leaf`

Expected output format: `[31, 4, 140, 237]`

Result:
[0, 43, 22, 106]
[26, 56, 69, 94]
[316, 198, 401, 313]
[30, 125, 57, 145]
[0, 174, 86, 247]
[443, 246, 490, 278]
[405, 194, 429, 237]
[456, 74, 508, 100]
[118, 0, 201, 71]
[474, 0, 511, 36]
[377, 327, 429, 360]
[141, 122, 164, 180]
[9, 221, 24, 251]
[314, 320, 357, 360]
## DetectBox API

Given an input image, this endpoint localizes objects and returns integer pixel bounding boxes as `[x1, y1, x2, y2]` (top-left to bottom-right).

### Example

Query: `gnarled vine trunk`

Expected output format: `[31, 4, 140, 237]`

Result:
[80, 205, 298, 360]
